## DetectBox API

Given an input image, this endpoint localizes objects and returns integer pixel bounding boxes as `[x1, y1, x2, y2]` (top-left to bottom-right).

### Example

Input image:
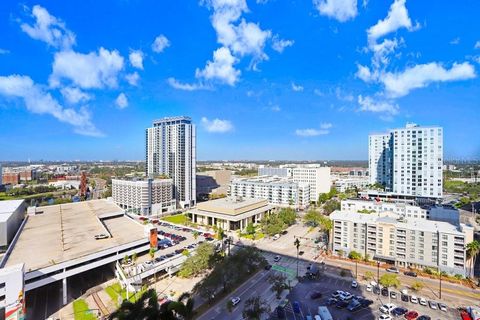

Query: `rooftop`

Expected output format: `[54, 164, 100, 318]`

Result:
[196, 197, 270, 216]
[4, 199, 146, 272]
[0, 200, 25, 214]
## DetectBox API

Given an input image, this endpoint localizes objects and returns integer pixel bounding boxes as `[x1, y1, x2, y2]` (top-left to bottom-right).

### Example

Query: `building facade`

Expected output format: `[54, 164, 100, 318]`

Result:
[330, 211, 473, 276]
[334, 177, 370, 193]
[369, 123, 443, 198]
[229, 176, 310, 209]
[196, 169, 232, 198]
[0, 200, 25, 249]
[112, 179, 176, 216]
[146, 116, 196, 208]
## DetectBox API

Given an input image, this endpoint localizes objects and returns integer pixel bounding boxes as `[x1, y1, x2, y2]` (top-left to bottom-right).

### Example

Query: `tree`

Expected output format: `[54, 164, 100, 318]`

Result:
[348, 251, 362, 261]
[109, 289, 160, 320]
[167, 293, 195, 320]
[242, 296, 270, 320]
[466, 240, 480, 278]
[318, 215, 333, 245]
[149, 248, 155, 259]
[245, 222, 256, 235]
[364, 271, 374, 281]
[216, 227, 226, 241]
[411, 281, 424, 292]
[268, 273, 288, 298]
[303, 209, 321, 226]
[193, 231, 199, 240]
[379, 273, 400, 289]
[323, 199, 340, 215]
[178, 243, 215, 278]
[261, 214, 285, 236]
[278, 207, 297, 226]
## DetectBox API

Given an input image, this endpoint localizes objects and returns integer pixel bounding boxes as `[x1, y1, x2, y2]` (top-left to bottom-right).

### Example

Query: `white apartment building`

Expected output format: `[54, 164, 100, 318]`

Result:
[330, 211, 473, 276]
[146, 116, 196, 208]
[229, 176, 310, 209]
[334, 177, 370, 193]
[112, 179, 176, 216]
[369, 123, 443, 198]
[258, 164, 331, 201]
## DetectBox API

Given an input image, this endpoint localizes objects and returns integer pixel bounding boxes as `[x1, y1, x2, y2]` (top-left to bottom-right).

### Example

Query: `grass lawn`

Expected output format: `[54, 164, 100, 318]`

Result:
[105, 283, 146, 306]
[72, 299, 97, 320]
[240, 232, 265, 240]
[161, 213, 188, 225]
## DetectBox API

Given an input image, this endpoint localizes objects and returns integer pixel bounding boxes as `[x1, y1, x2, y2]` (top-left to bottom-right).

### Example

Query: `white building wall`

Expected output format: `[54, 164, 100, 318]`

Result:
[368, 133, 392, 188]
[292, 166, 331, 201]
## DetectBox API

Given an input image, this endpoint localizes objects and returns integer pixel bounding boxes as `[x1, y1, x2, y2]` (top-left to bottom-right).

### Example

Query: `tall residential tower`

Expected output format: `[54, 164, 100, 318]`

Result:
[146, 116, 196, 208]
[369, 123, 443, 198]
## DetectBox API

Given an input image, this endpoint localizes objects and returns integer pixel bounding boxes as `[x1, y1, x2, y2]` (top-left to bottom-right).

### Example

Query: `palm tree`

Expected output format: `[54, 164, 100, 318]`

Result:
[168, 292, 195, 319]
[294, 238, 300, 278]
[109, 289, 160, 320]
[242, 295, 270, 320]
[466, 240, 480, 278]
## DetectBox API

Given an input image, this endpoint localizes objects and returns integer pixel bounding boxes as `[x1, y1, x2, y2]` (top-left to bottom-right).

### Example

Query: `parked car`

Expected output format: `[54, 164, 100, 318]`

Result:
[299, 251, 305, 256]
[366, 284, 373, 292]
[417, 316, 431, 320]
[404, 311, 418, 320]
[381, 287, 389, 296]
[392, 307, 408, 316]
[273, 255, 281, 262]
[419, 297, 427, 306]
[336, 300, 349, 309]
[94, 233, 109, 240]
[401, 294, 409, 302]
[380, 303, 396, 314]
[264, 264, 272, 270]
[326, 298, 337, 305]
[272, 234, 281, 240]
[339, 292, 353, 301]
[390, 291, 397, 299]
[310, 291, 322, 299]
[460, 310, 473, 320]
[379, 315, 393, 320]
[404, 271, 418, 277]
[351, 280, 358, 288]
[386, 266, 399, 273]
[410, 295, 418, 304]
[360, 299, 373, 307]
[428, 301, 437, 310]
[231, 297, 241, 306]
[332, 290, 345, 298]
[438, 303, 447, 312]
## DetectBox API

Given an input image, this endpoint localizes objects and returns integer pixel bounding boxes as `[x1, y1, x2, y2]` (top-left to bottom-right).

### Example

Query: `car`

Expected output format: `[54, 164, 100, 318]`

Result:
[154, 257, 164, 263]
[373, 286, 381, 295]
[417, 316, 431, 320]
[339, 292, 353, 301]
[404, 271, 418, 277]
[272, 234, 281, 240]
[419, 297, 427, 306]
[379, 315, 393, 320]
[299, 251, 305, 256]
[326, 298, 338, 305]
[410, 295, 418, 304]
[438, 303, 447, 312]
[165, 253, 175, 258]
[401, 294, 409, 302]
[404, 311, 419, 320]
[390, 291, 397, 299]
[351, 280, 358, 288]
[292, 301, 301, 313]
[460, 310, 473, 320]
[231, 297, 241, 306]
[94, 233, 109, 240]
[366, 284, 373, 292]
[381, 287, 389, 296]
[332, 290, 345, 298]
[392, 307, 408, 316]
[360, 299, 373, 307]
[347, 300, 361, 311]
[205, 237, 214, 241]
[264, 264, 272, 270]
[335, 300, 349, 309]
[273, 255, 281, 262]
[310, 291, 322, 299]
[386, 266, 399, 273]
[144, 261, 153, 268]
[380, 303, 396, 314]
[281, 230, 288, 235]
[428, 301, 437, 310]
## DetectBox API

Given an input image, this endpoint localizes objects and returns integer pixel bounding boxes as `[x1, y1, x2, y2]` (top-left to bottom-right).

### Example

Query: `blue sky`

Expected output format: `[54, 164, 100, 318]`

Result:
[0, 0, 479, 161]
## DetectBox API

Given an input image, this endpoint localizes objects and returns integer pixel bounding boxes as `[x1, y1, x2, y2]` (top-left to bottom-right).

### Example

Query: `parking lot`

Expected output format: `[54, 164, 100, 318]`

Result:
[269, 268, 461, 320]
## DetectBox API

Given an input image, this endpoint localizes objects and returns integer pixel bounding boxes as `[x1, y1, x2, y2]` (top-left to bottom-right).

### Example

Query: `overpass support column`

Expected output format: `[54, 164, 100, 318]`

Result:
[62, 276, 68, 305]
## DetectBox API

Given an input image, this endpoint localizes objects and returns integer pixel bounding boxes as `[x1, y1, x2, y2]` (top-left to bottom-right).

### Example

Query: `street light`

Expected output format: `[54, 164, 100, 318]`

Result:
[439, 270, 442, 299]
[294, 238, 300, 278]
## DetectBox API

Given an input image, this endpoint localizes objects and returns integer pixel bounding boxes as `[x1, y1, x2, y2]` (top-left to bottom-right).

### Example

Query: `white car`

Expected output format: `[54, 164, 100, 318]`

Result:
[366, 284, 373, 292]
[419, 297, 427, 306]
[410, 295, 418, 304]
[231, 297, 241, 306]
[379, 315, 392, 320]
[370, 280, 377, 286]
[273, 255, 281, 262]
[332, 290, 345, 298]
[438, 303, 448, 312]
[351, 280, 358, 288]
[340, 292, 353, 301]
[379, 303, 396, 314]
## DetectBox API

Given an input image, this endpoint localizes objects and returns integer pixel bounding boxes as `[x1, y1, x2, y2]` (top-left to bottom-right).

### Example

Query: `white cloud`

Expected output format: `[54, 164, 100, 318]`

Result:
[296, 123, 332, 137]
[195, 47, 240, 85]
[20, 5, 75, 49]
[125, 72, 140, 86]
[152, 35, 170, 53]
[356, 64, 375, 82]
[335, 87, 354, 101]
[0, 74, 101, 136]
[115, 93, 128, 109]
[313, 0, 358, 22]
[450, 37, 460, 45]
[167, 78, 209, 91]
[50, 48, 124, 89]
[474, 41, 480, 49]
[0, 49, 10, 55]
[291, 82, 304, 92]
[271, 35, 294, 53]
[271, 105, 281, 112]
[381, 62, 476, 98]
[129, 50, 144, 69]
[367, 0, 419, 45]
[60, 87, 91, 104]
[320, 122, 333, 130]
[313, 89, 324, 96]
[358, 95, 398, 115]
[201, 117, 234, 133]
[371, 38, 402, 68]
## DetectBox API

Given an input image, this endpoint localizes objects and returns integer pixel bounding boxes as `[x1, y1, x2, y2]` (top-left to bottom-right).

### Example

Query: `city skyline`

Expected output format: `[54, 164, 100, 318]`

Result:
[0, 1, 480, 161]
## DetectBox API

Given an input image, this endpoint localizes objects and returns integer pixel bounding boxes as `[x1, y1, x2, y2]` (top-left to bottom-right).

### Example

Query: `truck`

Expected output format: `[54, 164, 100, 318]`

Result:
[317, 306, 333, 320]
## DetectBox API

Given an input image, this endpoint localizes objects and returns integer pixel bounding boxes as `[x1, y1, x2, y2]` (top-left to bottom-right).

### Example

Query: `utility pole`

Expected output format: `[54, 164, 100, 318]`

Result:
[355, 260, 358, 280]
[439, 271, 442, 299]
[294, 238, 300, 279]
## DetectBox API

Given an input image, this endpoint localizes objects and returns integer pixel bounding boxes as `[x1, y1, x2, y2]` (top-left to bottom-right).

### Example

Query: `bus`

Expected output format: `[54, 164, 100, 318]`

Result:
[317, 306, 333, 320]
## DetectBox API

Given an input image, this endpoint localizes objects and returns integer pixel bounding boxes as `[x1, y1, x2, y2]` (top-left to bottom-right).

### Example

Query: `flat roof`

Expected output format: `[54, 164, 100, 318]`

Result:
[0, 200, 24, 214]
[5, 199, 146, 272]
[196, 197, 269, 216]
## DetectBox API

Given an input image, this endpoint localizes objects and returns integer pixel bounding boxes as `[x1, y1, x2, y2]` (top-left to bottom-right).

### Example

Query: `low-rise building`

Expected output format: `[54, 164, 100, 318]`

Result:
[112, 178, 176, 216]
[188, 197, 275, 231]
[334, 177, 370, 193]
[0, 200, 26, 250]
[2, 173, 20, 186]
[330, 210, 473, 276]
[229, 176, 310, 209]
